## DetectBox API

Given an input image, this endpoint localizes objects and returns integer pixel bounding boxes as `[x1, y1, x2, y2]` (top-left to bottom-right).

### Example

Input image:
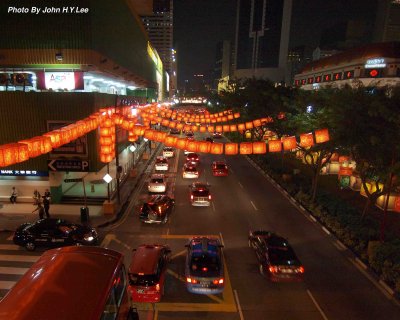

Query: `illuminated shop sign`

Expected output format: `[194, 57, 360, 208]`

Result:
[45, 72, 76, 90]
[307, 77, 314, 84]
[365, 58, 386, 69]
[333, 72, 342, 80]
[344, 70, 354, 79]
[323, 74, 332, 82]
[0, 170, 48, 176]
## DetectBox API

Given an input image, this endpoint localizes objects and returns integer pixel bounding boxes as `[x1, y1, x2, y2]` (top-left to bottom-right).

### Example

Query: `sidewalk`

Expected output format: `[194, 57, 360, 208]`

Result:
[0, 142, 161, 232]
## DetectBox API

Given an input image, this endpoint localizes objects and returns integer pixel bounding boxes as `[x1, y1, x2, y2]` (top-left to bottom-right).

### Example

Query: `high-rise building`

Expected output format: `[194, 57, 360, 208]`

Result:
[213, 41, 234, 93]
[373, 0, 400, 42]
[133, 0, 176, 97]
[234, 0, 292, 84]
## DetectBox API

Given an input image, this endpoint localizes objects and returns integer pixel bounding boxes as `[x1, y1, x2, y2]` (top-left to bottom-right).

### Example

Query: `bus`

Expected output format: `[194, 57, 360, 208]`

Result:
[0, 246, 138, 320]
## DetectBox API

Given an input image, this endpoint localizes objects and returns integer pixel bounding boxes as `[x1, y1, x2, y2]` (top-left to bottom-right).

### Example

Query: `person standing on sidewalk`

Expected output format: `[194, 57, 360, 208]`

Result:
[33, 189, 41, 205]
[10, 187, 17, 204]
[42, 189, 51, 218]
[32, 202, 45, 220]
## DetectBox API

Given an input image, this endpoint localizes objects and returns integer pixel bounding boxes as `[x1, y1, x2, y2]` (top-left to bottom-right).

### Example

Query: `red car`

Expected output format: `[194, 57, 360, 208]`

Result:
[128, 244, 171, 303]
[212, 161, 228, 176]
[186, 152, 200, 165]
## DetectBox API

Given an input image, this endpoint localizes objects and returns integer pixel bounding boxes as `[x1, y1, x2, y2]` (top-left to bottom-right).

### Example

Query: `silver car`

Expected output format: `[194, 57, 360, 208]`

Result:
[148, 174, 167, 193]
[162, 147, 175, 158]
[155, 156, 169, 171]
[189, 182, 211, 207]
[182, 164, 199, 179]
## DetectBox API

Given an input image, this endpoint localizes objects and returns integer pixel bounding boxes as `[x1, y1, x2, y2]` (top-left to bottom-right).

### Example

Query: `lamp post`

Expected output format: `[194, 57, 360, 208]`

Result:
[115, 94, 121, 204]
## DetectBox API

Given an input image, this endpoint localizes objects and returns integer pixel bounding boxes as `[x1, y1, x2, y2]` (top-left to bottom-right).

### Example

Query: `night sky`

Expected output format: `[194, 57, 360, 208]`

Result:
[173, 0, 378, 88]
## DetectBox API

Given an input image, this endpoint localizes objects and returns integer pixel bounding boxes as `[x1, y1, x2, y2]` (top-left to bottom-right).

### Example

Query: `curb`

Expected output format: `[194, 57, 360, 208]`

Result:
[244, 155, 398, 300]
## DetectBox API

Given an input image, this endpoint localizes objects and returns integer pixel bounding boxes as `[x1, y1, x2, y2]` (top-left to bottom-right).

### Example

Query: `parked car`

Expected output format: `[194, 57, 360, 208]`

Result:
[139, 195, 175, 224]
[13, 218, 98, 251]
[162, 147, 175, 158]
[155, 156, 169, 171]
[248, 230, 305, 282]
[189, 182, 212, 206]
[185, 237, 224, 294]
[211, 161, 229, 177]
[148, 174, 167, 193]
[186, 152, 200, 165]
[213, 132, 222, 139]
[182, 163, 199, 179]
[128, 244, 171, 303]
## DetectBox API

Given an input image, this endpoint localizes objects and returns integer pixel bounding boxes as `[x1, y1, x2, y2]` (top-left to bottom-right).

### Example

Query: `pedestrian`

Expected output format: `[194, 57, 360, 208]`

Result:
[33, 189, 41, 205]
[32, 202, 45, 220]
[10, 187, 17, 204]
[42, 189, 51, 218]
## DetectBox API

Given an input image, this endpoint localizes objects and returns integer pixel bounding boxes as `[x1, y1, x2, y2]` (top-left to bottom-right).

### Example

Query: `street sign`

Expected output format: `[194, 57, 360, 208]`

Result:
[64, 178, 83, 183]
[48, 159, 89, 172]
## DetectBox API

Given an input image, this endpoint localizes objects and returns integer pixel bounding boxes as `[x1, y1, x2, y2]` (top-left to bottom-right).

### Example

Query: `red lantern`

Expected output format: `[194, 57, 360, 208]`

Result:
[269, 140, 282, 152]
[41, 136, 52, 154]
[223, 125, 230, 132]
[282, 136, 297, 151]
[199, 126, 207, 133]
[198, 141, 211, 153]
[17, 143, 29, 162]
[253, 142, 267, 154]
[99, 136, 113, 145]
[144, 129, 155, 140]
[164, 135, 177, 147]
[315, 128, 330, 143]
[300, 133, 314, 147]
[161, 119, 170, 127]
[207, 126, 215, 133]
[133, 125, 145, 136]
[216, 117, 222, 123]
[228, 114, 234, 120]
[154, 131, 166, 142]
[100, 153, 113, 163]
[240, 142, 253, 155]
[191, 125, 198, 132]
[0, 144, 18, 167]
[176, 123, 184, 130]
[221, 116, 227, 122]
[187, 141, 199, 152]
[225, 143, 238, 155]
[252, 119, 262, 127]
[339, 155, 350, 163]
[175, 138, 188, 150]
[210, 143, 223, 154]
[234, 112, 240, 119]
[218, 112, 224, 117]
[215, 125, 223, 133]
[237, 123, 245, 132]
[245, 122, 254, 130]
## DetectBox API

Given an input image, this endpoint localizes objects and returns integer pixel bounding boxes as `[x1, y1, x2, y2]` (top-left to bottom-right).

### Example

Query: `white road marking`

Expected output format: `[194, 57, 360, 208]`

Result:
[0, 254, 39, 263]
[0, 267, 29, 275]
[212, 201, 216, 212]
[233, 290, 245, 320]
[238, 182, 243, 189]
[0, 244, 23, 251]
[219, 232, 225, 247]
[250, 201, 258, 211]
[0, 281, 16, 290]
[322, 227, 330, 235]
[307, 290, 329, 320]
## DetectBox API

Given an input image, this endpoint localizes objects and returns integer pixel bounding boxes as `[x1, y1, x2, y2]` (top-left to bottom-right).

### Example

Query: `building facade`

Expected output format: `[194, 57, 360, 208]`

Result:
[135, 0, 176, 97]
[294, 42, 400, 90]
[234, 0, 292, 84]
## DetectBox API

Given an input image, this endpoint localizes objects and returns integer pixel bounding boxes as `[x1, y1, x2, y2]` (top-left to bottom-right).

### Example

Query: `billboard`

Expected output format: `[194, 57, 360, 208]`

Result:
[37, 71, 84, 90]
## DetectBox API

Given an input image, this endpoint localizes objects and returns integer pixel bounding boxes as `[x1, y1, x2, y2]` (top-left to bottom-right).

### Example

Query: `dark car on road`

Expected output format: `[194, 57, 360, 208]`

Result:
[139, 195, 175, 224]
[248, 230, 304, 281]
[189, 182, 212, 207]
[13, 218, 98, 251]
[185, 237, 224, 294]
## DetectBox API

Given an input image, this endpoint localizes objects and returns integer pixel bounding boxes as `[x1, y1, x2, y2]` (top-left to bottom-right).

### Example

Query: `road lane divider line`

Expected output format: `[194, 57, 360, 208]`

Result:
[233, 290, 245, 320]
[212, 201, 216, 212]
[250, 201, 258, 211]
[219, 232, 225, 247]
[322, 227, 330, 235]
[0, 281, 16, 290]
[333, 241, 347, 251]
[161, 234, 219, 239]
[0, 267, 29, 275]
[0, 254, 39, 262]
[170, 249, 186, 260]
[307, 290, 329, 320]
[238, 182, 243, 189]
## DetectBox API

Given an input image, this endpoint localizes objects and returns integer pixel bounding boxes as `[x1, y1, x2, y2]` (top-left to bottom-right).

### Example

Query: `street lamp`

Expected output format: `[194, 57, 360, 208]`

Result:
[103, 173, 112, 203]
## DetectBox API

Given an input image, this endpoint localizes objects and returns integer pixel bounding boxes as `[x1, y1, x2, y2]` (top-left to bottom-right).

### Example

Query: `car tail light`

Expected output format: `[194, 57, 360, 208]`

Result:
[208, 195, 212, 200]
[298, 266, 305, 273]
[155, 283, 160, 291]
[186, 277, 198, 284]
[213, 278, 224, 285]
[269, 266, 278, 273]
[190, 195, 194, 200]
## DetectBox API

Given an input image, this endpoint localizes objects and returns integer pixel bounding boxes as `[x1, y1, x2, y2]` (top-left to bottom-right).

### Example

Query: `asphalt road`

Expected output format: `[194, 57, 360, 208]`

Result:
[1, 133, 399, 319]
[103, 134, 400, 320]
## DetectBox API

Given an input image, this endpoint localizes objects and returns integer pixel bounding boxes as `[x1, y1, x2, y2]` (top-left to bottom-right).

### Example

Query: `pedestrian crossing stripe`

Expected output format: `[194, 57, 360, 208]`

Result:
[0, 267, 29, 275]
[0, 254, 40, 262]
[0, 281, 16, 290]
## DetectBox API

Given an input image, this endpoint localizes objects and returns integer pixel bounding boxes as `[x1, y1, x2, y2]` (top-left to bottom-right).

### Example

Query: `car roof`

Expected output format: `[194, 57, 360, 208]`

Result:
[129, 244, 167, 275]
[147, 195, 171, 204]
[213, 161, 226, 165]
[186, 152, 198, 156]
[151, 173, 164, 178]
[192, 182, 209, 189]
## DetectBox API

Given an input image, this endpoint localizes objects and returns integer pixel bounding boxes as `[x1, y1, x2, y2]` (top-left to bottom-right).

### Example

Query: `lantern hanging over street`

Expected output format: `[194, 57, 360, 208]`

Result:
[300, 133, 314, 147]
[187, 141, 199, 152]
[253, 141, 267, 154]
[210, 142, 223, 154]
[198, 141, 211, 153]
[225, 143, 238, 155]
[268, 140, 282, 152]
[315, 128, 330, 144]
[282, 136, 297, 151]
[238, 142, 252, 155]
[230, 124, 237, 132]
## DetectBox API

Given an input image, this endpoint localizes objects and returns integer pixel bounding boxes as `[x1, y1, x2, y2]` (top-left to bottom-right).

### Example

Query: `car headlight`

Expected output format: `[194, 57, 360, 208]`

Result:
[84, 234, 95, 242]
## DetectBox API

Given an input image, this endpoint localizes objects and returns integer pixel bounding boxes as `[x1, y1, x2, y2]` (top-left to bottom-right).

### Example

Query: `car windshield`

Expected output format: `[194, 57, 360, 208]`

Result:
[192, 189, 209, 196]
[185, 167, 197, 172]
[128, 273, 158, 286]
[215, 164, 226, 169]
[151, 178, 164, 183]
[157, 159, 167, 164]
